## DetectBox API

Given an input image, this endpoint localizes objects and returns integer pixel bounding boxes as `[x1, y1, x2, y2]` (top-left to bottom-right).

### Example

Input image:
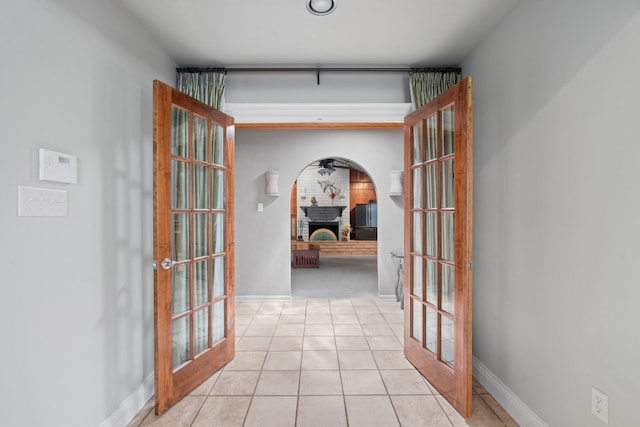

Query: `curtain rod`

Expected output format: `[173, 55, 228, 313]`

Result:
[176, 66, 461, 84]
[176, 66, 461, 74]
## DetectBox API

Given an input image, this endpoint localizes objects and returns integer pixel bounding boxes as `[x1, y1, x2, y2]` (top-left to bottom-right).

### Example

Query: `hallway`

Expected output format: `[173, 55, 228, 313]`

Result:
[128, 298, 516, 426]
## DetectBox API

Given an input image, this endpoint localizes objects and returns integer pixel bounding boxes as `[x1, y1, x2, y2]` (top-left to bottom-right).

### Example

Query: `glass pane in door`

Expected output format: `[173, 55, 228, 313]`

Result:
[194, 213, 209, 258]
[412, 255, 423, 298]
[172, 214, 189, 261]
[194, 260, 208, 306]
[442, 212, 454, 262]
[172, 315, 190, 369]
[426, 114, 437, 160]
[442, 106, 455, 156]
[212, 169, 225, 209]
[193, 115, 208, 162]
[194, 307, 209, 356]
[172, 264, 189, 315]
[412, 213, 423, 254]
[412, 124, 425, 164]
[441, 316, 455, 368]
[171, 107, 189, 157]
[442, 264, 455, 314]
[213, 300, 225, 343]
[426, 259, 437, 305]
[212, 124, 225, 166]
[426, 164, 437, 209]
[212, 213, 225, 254]
[194, 165, 209, 209]
[426, 212, 437, 257]
[172, 161, 188, 209]
[441, 159, 454, 208]
[412, 168, 423, 209]
[412, 299, 423, 342]
[426, 307, 438, 353]
[212, 256, 225, 298]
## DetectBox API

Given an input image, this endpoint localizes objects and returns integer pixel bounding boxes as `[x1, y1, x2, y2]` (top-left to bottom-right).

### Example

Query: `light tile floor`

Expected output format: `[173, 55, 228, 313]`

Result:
[128, 298, 518, 427]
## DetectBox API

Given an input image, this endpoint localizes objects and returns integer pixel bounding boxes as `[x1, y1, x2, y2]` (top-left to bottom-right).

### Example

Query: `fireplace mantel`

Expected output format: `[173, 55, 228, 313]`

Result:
[300, 206, 347, 221]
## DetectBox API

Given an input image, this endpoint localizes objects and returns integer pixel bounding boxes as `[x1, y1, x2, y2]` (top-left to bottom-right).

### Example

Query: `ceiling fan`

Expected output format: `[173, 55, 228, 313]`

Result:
[314, 158, 352, 175]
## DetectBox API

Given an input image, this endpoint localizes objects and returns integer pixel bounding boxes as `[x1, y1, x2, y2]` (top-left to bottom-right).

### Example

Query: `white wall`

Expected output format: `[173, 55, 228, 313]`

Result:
[0, 1, 175, 426]
[235, 129, 404, 299]
[227, 68, 408, 301]
[463, 1, 640, 425]
[226, 71, 411, 103]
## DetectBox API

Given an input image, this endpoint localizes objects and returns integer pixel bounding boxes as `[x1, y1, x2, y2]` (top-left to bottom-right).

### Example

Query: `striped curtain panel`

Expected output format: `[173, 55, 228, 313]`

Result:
[176, 70, 226, 110]
[409, 70, 461, 110]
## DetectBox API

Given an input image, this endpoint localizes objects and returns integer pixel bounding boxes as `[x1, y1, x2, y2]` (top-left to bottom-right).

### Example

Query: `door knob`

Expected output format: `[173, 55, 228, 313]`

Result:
[160, 258, 174, 270]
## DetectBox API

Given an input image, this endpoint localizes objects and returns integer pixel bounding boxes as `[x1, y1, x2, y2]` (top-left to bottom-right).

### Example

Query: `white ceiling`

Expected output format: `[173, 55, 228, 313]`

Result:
[117, 0, 521, 68]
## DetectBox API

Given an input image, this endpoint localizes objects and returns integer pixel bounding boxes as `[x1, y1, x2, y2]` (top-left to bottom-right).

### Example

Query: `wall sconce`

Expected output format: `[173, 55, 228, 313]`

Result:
[300, 186, 307, 200]
[265, 171, 280, 197]
[390, 170, 404, 196]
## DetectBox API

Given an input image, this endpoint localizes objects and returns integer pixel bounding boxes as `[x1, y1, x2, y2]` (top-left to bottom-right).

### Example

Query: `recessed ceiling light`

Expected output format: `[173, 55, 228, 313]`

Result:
[306, 0, 337, 16]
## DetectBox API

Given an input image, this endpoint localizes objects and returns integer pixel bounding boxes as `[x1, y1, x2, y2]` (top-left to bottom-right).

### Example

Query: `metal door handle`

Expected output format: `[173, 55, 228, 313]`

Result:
[160, 258, 174, 270]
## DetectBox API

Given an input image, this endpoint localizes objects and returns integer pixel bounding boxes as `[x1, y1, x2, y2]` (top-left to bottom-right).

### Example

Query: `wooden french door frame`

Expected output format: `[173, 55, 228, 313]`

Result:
[153, 80, 235, 415]
[403, 77, 473, 418]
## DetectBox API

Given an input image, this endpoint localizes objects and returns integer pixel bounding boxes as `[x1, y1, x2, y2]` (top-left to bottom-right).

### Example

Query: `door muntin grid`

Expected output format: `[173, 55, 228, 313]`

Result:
[170, 107, 228, 370]
[410, 104, 457, 368]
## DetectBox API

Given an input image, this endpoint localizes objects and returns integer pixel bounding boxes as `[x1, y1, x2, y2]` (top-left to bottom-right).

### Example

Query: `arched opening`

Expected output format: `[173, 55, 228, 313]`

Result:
[289, 157, 378, 298]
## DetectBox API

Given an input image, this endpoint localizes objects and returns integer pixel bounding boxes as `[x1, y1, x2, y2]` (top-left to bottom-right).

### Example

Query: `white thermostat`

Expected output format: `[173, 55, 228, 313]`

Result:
[39, 148, 78, 184]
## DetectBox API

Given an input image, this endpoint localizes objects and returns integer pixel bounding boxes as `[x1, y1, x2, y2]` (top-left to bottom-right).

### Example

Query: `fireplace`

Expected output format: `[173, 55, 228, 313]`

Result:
[308, 221, 339, 240]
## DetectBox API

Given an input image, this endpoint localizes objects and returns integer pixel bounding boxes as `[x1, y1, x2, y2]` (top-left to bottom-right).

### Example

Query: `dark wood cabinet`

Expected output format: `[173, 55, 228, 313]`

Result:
[355, 227, 377, 240]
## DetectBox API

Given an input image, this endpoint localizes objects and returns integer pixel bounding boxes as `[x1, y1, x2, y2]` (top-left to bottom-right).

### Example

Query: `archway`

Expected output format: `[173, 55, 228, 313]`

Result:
[289, 157, 379, 298]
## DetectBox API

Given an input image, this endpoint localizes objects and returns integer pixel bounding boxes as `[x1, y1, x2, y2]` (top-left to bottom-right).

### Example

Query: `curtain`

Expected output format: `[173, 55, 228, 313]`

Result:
[409, 70, 461, 110]
[176, 71, 226, 110]
[175, 69, 226, 210]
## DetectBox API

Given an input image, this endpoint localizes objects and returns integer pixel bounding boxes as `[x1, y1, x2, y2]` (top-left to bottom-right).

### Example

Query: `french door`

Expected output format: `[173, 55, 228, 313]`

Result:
[153, 80, 235, 415]
[403, 77, 473, 417]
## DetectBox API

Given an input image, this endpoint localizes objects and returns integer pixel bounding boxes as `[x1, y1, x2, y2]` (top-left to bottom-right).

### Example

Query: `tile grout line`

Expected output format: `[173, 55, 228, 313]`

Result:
[144, 299, 514, 426]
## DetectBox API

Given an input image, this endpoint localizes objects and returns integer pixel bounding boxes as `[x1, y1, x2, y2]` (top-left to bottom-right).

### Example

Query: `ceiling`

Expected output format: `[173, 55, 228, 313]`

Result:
[117, 0, 521, 68]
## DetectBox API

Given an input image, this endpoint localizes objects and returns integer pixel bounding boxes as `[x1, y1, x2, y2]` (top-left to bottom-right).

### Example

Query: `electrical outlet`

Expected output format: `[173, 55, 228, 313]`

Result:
[591, 387, 609, 424]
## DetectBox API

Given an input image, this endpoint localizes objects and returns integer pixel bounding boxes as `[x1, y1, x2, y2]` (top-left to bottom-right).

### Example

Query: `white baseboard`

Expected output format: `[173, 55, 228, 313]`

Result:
[473, 357, 548, 427]
[99, 373, 154, 427]
[376, 293, 398, 300]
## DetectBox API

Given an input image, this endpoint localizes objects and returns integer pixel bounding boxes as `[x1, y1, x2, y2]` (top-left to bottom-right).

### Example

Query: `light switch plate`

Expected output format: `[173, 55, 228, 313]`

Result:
[39, 148, 78, 184]
[18, 186, 68, 217]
